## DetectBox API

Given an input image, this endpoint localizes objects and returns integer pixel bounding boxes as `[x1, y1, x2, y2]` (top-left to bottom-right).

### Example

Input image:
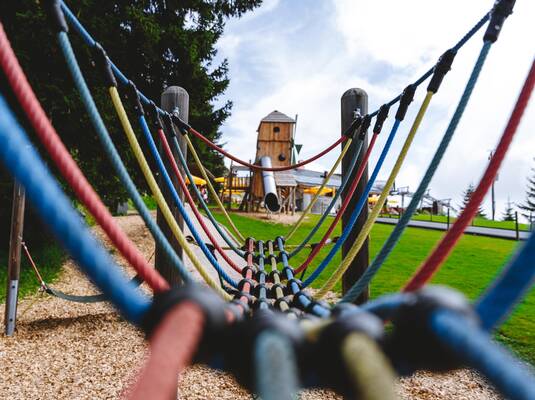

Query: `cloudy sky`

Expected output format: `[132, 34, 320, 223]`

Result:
[213, 0, 534, 220]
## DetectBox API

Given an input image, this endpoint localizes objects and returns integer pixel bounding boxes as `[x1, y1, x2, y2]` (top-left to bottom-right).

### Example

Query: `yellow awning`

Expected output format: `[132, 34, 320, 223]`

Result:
[214, 177, 226, 183]
[303, 186, 334, 196]
[185, 175, 206, 186]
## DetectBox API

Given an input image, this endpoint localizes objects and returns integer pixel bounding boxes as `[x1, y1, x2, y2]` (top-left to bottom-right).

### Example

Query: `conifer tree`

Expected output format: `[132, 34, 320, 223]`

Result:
[502, 197, 516, 221]
[519, 159, 535, 222]
[459, 183, 486, 218]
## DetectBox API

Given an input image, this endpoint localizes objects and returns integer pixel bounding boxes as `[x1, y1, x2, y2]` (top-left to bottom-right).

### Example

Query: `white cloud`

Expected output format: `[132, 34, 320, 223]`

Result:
[216, 0, 535, 220]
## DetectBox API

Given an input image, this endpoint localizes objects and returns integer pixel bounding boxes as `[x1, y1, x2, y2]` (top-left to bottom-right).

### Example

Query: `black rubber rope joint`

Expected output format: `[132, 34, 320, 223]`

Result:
[149, 102, 162, 129]
[126, 81, 145, 116]
[373, 104, 390, 134]
[343, 115, 363, 139]
[484, 0, 516, 43]
[43, 0, 68, 33]
[170, 114, 191, 135]
[357, 114, 372, 140]
[92, 43, 117, 88]
[395, 84, 416, 121]
[427, 49, 457, 94]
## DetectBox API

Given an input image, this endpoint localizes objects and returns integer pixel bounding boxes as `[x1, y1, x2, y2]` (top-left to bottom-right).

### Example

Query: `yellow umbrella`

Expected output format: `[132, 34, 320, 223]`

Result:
[185, 175, 207, 186]
[368, 194, 380, 204]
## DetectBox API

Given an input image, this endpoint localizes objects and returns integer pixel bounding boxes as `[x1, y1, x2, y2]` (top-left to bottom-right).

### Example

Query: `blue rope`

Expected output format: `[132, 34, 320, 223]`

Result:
[360, 293, 411, 320]
[168, 130, 245, 257]
[430, 310, 535, 400]
[341, 41, 493, 303]
[138, 115, 238, 288]
[288, 140, 364, 258]
[57, 32, 192, 283]
[302, 120, 402, 287]
[476, 230, 535, 331]
[0, 94, 149, 324]
[60, 1, 489, 120]
[277, 238, 331, 318]
[255, 331, 299, 400]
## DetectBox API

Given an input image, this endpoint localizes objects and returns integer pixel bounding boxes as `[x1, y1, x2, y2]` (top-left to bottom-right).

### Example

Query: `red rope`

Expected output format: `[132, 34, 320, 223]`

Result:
[188, 126, 347, 172]
[0, 24, 169, 292]
[293, 132, 379, 274]
[125, 302, 204, 400]
[157, 128, 242, 273]
[404, 59, 535, 292]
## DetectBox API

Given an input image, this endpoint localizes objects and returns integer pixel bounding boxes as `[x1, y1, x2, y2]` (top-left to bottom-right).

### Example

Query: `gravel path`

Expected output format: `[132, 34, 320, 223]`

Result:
[0, 213, 501, 399]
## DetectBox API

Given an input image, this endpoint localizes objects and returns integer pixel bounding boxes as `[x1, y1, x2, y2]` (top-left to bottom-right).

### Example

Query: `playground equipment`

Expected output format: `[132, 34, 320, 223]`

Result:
[259, 155, 280, 212]
[250, 111, 297, 213]
[2, 1, 535, 399]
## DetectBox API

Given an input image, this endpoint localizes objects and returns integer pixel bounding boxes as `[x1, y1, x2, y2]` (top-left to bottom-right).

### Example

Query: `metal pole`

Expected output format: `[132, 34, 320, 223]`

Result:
[4, 181, 25, 336]
[341, 88, 369, 304]
[515, 211, 519, 241]
[489, 150, 496, 220]
[155, 86, 189, 285]
[447, 207, 450, 230]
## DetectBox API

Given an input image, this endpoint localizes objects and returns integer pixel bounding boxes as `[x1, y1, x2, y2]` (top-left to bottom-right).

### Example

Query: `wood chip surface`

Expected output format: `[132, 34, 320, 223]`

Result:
[0, 213, 502, 399]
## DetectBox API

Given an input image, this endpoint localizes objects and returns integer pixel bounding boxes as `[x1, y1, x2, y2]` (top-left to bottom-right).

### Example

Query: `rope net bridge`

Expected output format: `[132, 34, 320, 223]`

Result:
[1, 0, 534, 398]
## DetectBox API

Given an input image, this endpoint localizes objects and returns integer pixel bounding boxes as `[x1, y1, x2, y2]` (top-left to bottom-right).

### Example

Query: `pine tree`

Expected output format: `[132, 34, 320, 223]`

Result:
[502, 197, 516, 221]
[0, 0, 261, 244]
[459, 183, 486, 218]
[519, 159, 535, 222]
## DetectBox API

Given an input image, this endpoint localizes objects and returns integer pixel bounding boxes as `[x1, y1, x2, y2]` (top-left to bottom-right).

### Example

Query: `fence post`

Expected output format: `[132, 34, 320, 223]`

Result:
[156, 86, 189, 285]
[515, 211, 519, 241]
[4, 181, 25, 336]
[341, 88, 369, 304]
[447, 207, 450, 230]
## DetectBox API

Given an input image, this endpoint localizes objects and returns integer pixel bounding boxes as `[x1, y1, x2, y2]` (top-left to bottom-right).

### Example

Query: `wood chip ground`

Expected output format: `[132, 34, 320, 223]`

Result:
[0, 213, 502, 399]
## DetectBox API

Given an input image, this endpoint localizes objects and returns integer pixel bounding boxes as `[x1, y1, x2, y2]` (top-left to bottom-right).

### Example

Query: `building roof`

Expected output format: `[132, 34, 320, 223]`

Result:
[257, 110, 295, 131]
[370, 180, 387, 194]
[274, 171, 297, 187]
[293, 169, 342, 188]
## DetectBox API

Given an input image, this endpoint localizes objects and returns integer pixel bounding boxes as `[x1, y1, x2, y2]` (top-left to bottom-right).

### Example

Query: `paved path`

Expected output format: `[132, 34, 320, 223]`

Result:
[182, 205, 244, 285]
[376, 217, 530, 240]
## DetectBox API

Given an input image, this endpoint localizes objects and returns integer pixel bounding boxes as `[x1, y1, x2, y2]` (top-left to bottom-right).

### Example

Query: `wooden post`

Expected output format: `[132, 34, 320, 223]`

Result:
[155, 86, 189, 285]
[341, 88, 369, 304]
[228, 161, 233, 211]
[4, 181, 25, 336]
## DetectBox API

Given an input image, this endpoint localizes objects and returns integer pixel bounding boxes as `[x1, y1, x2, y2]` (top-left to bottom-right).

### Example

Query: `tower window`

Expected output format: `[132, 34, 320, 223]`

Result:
[273, 126, 280, 133]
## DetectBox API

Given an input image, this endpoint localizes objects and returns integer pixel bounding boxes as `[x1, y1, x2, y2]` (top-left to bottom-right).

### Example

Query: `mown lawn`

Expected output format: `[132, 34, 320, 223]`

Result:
[212, 210, 535, 364]
[0, 244, 64, 303]
[381, 212, 531, 231]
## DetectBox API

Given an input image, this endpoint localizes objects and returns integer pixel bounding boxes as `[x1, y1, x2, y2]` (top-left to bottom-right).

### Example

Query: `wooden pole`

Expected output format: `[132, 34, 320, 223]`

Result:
[228, 161, 233, 211]
[340, 88, 369, 304]
[155, 86, 188, 285]
[4, 181, 25, 336]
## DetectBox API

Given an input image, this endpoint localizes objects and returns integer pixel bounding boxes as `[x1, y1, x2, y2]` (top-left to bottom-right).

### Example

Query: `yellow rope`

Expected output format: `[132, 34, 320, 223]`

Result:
[341, 333, 397, 400]
[109, 87, 230, 300]
[184, 135, 245, 243]
[285, 138, 353, 241]
[315, 92, 434, 298]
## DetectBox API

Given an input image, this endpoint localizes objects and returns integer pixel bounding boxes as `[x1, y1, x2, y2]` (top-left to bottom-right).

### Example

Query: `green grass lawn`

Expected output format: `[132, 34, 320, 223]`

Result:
[212, 210, 535, 364]
[0, 244, 64, 303]
[381, 212, 531, 231]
